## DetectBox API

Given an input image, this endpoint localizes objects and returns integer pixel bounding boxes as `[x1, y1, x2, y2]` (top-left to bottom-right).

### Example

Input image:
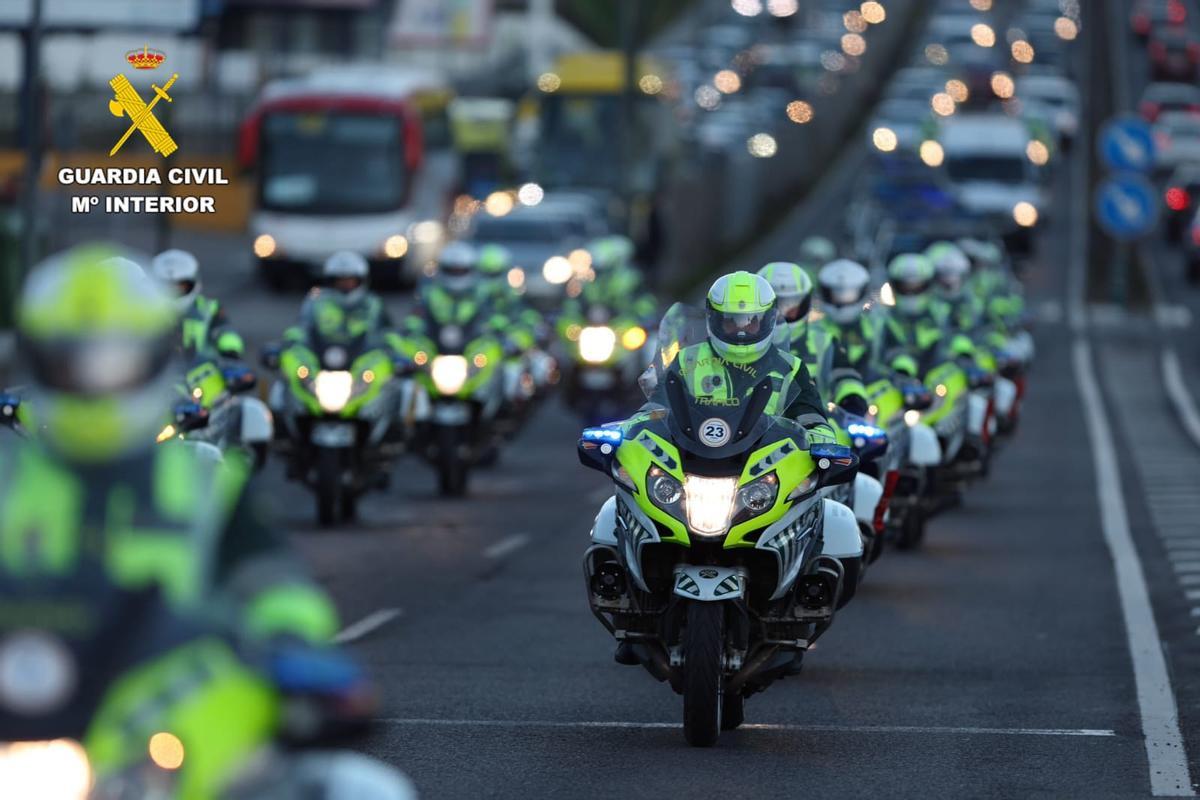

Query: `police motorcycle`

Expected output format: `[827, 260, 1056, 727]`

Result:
[559, 301, 656, 425]
[0, 391, 28, 441]
[158, 355, 274, 469]
[0, 570, 415, 799]
[580, 323, 862, 747]
[263, 323, 411, 526]
[398, 310, 510, 497]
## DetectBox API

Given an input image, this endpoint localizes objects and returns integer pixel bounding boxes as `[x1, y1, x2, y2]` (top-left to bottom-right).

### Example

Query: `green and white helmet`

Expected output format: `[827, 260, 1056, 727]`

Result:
[798, 236, 836, 269]
[17, 245, 176, 462]
[757, 262, 813, 342]
[705, 271, 777, 364]
[476, 243, 513, 278]
[925, 241, 970, 298]
[957, 237, 1004, 271]
[589, 235, 635, 275]
[886, 253, 935, 316]
[436, 241, 479, 294]
[818, 258, 871, 325]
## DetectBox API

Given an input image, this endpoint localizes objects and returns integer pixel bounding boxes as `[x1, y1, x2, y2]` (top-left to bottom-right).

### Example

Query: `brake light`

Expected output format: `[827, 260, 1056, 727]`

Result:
[1134, 14, 1150, 34]
[1169, 0, 1187, 25]
[1167, 186, 1191, 211]
[1141, 101, 1161, 121]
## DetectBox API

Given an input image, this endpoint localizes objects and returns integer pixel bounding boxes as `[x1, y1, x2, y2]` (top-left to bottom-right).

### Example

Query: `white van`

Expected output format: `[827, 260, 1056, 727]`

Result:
[938, 113, 1047, 254]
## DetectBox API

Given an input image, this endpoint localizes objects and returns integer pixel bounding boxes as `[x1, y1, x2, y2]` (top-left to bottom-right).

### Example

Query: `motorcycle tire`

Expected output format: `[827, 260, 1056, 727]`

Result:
[316, 448, 342, 527]
[682, 601, 724, 747]
[721, 691, 745, 731]
[437, 426, 469, 497]
[895, 508, 926, 551]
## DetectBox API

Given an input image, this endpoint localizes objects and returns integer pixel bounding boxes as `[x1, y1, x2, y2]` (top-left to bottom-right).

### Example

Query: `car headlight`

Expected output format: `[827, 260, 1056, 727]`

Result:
[543, 256, 573, 284]
[0, 739, 91, 800]
[1013, 201, 1038, 227]
[253, 234, 276, 258]
[684, 474, 738, 537]
[314, 370, 353, 412]
[579, 326, 617, 364]
[431, 355, 469, 395]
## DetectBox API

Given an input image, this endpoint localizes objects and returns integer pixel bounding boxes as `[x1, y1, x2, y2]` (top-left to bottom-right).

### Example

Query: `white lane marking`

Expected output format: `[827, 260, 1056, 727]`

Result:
[1073, 340, 1195, 796]
[1161, 349, 1200, 450]
[483, 532, 531, 560]
[374, 717, 1116, 737]
[1190, 608, 1200, 617]
[333, 607, 403, 645]
[1188, 590, 1200, 602]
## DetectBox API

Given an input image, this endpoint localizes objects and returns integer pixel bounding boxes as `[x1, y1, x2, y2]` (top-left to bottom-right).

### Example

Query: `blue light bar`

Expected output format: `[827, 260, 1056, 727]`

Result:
[582, 427, 623, 444]
[846, 422, 885, 439]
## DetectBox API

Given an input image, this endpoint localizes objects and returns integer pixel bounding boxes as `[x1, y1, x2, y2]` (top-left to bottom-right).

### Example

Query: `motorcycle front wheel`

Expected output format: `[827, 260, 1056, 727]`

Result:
[682, 601, 724, 747]
[316, 447, 343, 527]
[436, 425, 469, 497]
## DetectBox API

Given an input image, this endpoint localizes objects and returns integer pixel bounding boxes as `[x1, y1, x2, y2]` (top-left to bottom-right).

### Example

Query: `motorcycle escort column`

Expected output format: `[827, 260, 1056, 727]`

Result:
[577, 361, 862, 747]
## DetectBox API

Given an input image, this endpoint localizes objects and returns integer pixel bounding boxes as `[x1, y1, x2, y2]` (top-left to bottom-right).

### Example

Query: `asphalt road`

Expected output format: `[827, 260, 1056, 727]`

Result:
[46, 3, 1200, 797]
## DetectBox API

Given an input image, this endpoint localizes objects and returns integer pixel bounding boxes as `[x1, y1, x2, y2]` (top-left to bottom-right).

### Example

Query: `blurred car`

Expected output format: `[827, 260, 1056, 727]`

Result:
[938, 112, 1046, 254]
[1148, 26, 1200, 82]
[1018, 74, 1081, 147]
[1139, 81, 1200, 122]
[1131, 0, 1187, 39]
[1153, 111, 1200, 173]
[1182, 207, 1200, 283]
[465, 194, 607, 307]
[1162, 164, 1200, 241]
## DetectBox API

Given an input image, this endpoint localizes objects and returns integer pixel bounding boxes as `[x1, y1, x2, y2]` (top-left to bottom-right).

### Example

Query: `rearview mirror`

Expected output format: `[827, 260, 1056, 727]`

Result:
[578, 427, 622, 475]
[173, 401, 209, 432]
[810, 443, 858, 488]
[222, 365, 257, 393]
[260, 343, 282, 371]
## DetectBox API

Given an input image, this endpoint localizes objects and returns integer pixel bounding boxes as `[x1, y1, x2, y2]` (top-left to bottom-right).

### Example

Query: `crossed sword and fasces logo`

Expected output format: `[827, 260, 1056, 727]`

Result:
[108, 72, 179, 157]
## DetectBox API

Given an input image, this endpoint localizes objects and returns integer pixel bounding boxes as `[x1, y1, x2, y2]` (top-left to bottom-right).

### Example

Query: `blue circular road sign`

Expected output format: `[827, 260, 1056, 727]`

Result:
[1097, 115, 1157, 173]
[1094, 173, 1160, 241]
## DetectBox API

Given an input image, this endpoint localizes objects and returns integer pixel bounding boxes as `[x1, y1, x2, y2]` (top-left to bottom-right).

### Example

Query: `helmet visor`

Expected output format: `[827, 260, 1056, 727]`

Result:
[707, 305, 775, 346]
[330, 276, 364, 294]
[25, 334, 172, 396]
[173, 279, 197, 298]
[892, 276, 931, 297]
[821, 285, 863, 306]
[777, 294, 812, 324]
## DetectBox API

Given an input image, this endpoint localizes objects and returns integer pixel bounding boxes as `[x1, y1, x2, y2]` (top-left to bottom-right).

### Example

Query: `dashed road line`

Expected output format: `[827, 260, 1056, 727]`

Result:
[333, 607, 403, 644]
[375, 717, 1117, 738]
[1162, 349, 1200, 450]
[483, 532, 531, 560]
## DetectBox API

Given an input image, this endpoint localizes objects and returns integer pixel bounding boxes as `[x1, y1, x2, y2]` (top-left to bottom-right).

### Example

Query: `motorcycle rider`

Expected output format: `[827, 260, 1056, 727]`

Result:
[757, 261, 869, 415]
[880, 253, 950, 377]
[405, 241, 512, 343]
[151, 248, 245, 359]
[814, 258, 882, 376]
[284, 250, 403, 355]
[475, 243, 544, 352]
[797, 235, 837, 278]
[575, 235, 657, 324]
[927, 241, 982, 339]
[677, 270, 836, 440]
[0, 247, 393, 794]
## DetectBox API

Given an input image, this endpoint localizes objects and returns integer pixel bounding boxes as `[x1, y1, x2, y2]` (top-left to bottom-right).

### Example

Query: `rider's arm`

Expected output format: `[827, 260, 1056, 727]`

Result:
[783, 359, 835, 442]
[214, 465, 339, 645]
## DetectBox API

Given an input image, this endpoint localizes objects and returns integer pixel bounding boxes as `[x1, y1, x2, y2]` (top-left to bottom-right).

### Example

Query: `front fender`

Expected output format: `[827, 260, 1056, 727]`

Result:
[590, 495, 618, 546]
[673, 565, 746, 601]
[239, 396, 274, 444]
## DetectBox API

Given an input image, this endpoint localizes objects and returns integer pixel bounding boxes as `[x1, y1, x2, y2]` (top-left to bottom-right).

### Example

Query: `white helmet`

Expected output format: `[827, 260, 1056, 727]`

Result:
[150, 249, 200, 313]
[817, 259, 870, 325]
[926, 241, 971, 299]
[437, 241, 479, 294]
[322, 250, 369, 303]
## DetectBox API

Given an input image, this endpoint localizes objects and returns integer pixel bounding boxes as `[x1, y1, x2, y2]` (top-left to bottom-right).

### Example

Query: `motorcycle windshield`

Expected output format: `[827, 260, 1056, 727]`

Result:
[647, 303, 707, 396]
[660, 365, 801, 461]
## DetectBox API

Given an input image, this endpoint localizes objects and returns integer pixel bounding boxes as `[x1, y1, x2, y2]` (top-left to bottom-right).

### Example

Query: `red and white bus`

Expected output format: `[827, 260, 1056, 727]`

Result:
[238, 65, 458, 288]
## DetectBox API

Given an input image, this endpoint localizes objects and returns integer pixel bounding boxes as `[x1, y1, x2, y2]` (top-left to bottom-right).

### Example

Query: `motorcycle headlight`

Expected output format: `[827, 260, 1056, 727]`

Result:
[733, 473, 779, 523]
[314, 370, 353, 412]
[621, 326, 648, 351]
[579, 326, 617, 364]
[649, 469, 683, 505]
[786, 473, 820, 502]
[0, 739, 91, 800]
[683, 474, 738, 537]
[431, 355, 469, 395]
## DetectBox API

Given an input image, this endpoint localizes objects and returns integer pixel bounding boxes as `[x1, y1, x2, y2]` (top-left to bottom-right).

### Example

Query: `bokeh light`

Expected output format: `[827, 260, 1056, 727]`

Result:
[714, 70, 742, 94]
[969, 0, 992, 9]
[695, 85, 721, 110]
[767, 0, 798, 16]
[1011, 40, 1035, 64]
[747, 133, 778, 158]
[485, 191, 515, 217]
[919, 140, 945, 167]
[731, 0, 763, 16]
[925, 43, 949, 65]
[537, 72, 560, 92]
[971, 23, 996, 48]
[638, 74, 663, 95]
[873, 127, 898, 152]
[945, 79, 969, 103]
[931, 92, 956, 116]
[844, 10, 867, 33]
[517, 182, 544, 206]
[786, 100, 814, 124]
[841, 33, 867, 57]
[1054, 16, 1078, 41]
[861, 1, 886, 23]
[1026, 140, 1050, 166]
[990, 71, 1015, 99]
